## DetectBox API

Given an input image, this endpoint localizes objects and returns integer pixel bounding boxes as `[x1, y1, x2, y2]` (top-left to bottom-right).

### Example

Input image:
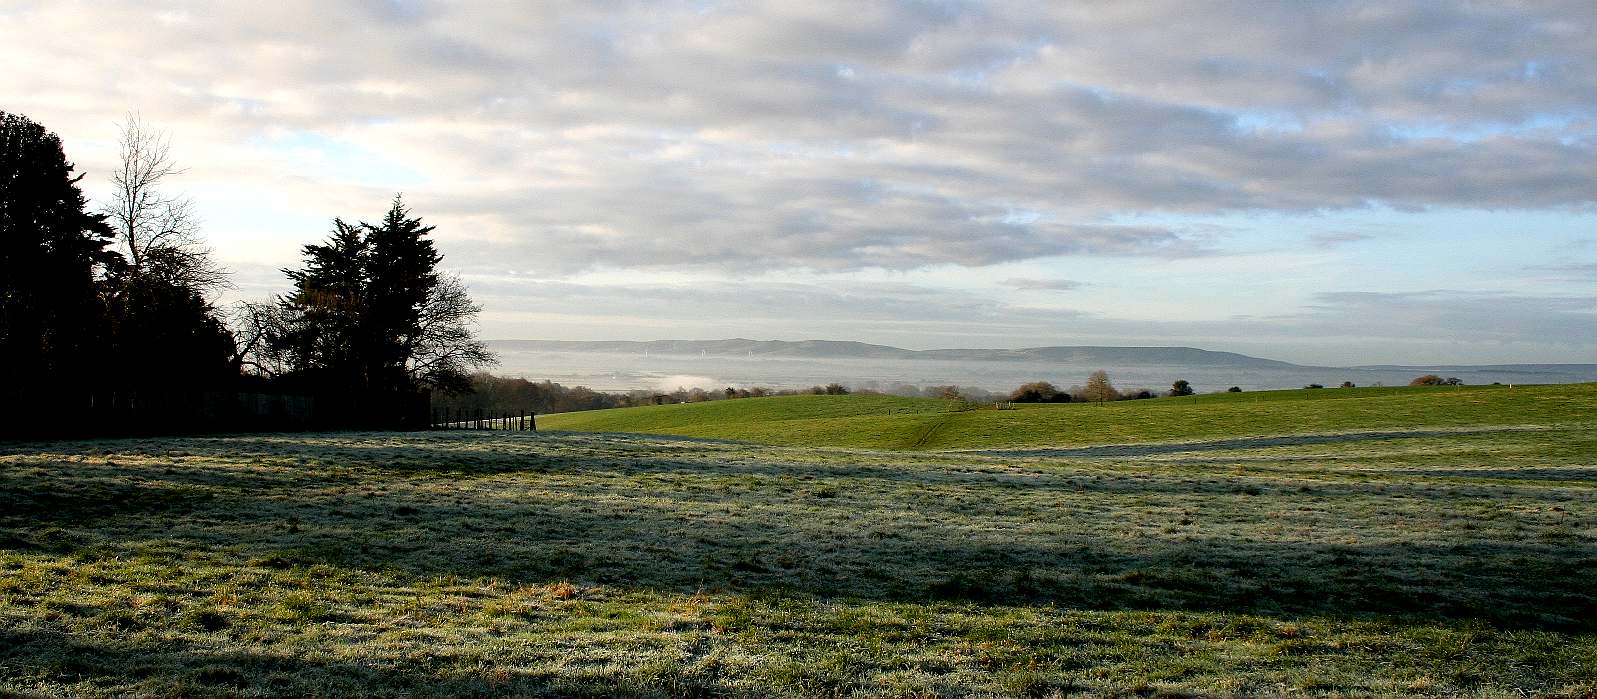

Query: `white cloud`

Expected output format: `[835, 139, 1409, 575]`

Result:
[5, 1, 1596, 361]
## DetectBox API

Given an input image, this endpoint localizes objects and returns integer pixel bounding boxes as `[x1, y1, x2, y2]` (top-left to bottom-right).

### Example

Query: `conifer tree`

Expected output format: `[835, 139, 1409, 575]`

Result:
[266, 197, 491, 397]
[0, 111, 115, 395]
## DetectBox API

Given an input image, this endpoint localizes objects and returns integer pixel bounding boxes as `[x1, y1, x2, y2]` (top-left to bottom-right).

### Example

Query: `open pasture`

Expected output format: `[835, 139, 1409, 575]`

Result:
[3, 404, 1596, 696]
[539, 383, 1597, 451]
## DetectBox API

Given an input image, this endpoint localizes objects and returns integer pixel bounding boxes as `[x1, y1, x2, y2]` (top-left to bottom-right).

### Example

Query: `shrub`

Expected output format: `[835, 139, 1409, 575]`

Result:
[1304, 384, 1324, 389]
[1010, 381, 1062, 403]
[1169, 379, 1194, 397]
[1410, 374, 1445, 386]
[1227, 386, 1242, 393]
[1340, 381, 1355, 388]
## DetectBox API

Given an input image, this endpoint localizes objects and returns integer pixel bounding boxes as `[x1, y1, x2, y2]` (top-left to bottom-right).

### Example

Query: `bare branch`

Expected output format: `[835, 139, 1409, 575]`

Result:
[101, 113, 228, 296]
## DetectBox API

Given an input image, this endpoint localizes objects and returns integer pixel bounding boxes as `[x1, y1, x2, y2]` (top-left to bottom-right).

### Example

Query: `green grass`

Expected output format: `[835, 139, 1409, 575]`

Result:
[3, 407, 1596, 695]
[540, 383, 1597, 450]
[4, 385, 1596, 695]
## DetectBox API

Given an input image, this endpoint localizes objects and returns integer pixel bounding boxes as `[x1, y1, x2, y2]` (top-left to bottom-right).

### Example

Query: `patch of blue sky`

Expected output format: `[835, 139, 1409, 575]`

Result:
[1383, 109, 1589, 143]
[1228, 110, 1306, 135]
[254, 130, 429, 188]
[1106, 207, 1597, 295]
[1000, 208, 1042, 226]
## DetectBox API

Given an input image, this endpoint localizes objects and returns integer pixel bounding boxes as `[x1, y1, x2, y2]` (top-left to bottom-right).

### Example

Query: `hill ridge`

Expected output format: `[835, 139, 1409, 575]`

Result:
[489, 338, 1305, 368]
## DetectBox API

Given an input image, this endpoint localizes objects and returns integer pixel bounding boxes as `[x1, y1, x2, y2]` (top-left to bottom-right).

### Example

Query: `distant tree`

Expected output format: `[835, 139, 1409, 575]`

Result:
[931, 385, 963, 400]
[1340, 381, 1355, 388]
[1444, 377, 1463, 386]
[1168, 379, 1194, 397]
[1304, 383, 1324, 389]
[823, 382, 849, 395]
[1010, 381, 1063, 403]
[1082, 370, 1118, 404]
[0, 111, 116, 397]
[1227, 386, 1242, 393]
[1409, 374, 1445, 386]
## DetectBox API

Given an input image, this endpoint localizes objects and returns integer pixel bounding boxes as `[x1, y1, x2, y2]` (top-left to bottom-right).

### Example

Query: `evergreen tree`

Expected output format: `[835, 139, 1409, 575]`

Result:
[280, 219, 370, 390]
[363, 196, 441, 393]
[0, 111, 115, 396]
[265, 197, 492, 399]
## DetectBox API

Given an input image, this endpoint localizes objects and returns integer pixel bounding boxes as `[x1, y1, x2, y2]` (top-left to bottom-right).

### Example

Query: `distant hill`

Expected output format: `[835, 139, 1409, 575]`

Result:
[491, 339, 1305, 368]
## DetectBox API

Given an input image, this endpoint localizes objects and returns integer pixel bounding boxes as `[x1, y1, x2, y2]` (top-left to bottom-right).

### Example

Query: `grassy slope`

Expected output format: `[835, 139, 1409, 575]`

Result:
[540, 383, 1597, 450]
[2, 424, 1595, 696]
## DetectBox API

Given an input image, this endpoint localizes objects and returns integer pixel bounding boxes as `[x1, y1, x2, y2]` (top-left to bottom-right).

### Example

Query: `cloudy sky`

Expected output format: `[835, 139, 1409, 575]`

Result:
[4, 1, 1596, 365]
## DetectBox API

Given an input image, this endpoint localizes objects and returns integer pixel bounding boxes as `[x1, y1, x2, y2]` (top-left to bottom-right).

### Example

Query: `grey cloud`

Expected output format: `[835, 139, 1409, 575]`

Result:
[465, 278, 1083, 332]
[1527, 262, 1597, 282]
[1005, 278, 1086, 292]
[1293, 290, 1597, 344]
[5, 1, 1596, 273]
[1309, 232, 1374, 249]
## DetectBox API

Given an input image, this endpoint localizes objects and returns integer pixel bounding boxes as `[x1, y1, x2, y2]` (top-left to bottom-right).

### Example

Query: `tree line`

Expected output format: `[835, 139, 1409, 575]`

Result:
[0, 111, 492, 432]
[438, 370, 1206, 416]
[433, 374, 873, 415]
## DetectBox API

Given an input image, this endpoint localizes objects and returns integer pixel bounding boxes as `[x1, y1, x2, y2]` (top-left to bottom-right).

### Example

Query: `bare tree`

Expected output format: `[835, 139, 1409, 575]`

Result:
[229, 300, 295, 378]
[102, 114, 226, 293]
[404, 273, 496, 394]
[1082, 369, 1118, 405]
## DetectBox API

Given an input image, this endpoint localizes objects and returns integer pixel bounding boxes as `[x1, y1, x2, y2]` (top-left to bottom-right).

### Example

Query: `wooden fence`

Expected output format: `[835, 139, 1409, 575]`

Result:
[429, 407, 536, 431]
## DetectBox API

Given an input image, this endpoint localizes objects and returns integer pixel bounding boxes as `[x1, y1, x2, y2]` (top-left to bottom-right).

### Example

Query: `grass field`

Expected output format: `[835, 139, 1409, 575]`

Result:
[2, 385, 1595, 696]
[539, 383, 1597, 450]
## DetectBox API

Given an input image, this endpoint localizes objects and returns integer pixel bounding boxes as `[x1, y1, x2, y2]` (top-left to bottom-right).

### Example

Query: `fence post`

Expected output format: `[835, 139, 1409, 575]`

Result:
[530, 412, 537, 432]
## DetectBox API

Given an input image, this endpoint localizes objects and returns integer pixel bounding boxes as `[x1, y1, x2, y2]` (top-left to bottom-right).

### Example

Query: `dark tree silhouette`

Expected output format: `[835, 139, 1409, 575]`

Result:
[279, 219, 371, 390]
[0, 111, 116, 398]
[363, 197, 445, 393]
[97, 116, 234, 392]
[266, 197, 492, 398]
[1011, 381, 1068, 403]
[1168, 379, 1194, 397]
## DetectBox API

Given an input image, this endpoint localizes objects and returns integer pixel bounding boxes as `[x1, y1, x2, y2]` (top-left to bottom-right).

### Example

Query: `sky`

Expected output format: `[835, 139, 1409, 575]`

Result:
[3, 1, 1596, 366]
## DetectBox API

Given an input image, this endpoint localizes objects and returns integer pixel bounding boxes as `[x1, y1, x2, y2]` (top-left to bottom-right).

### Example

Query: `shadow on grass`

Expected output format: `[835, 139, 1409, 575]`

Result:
[3, 432, 1594, 631]
[0, 628, 751, 698]
[959, 426, 1553, 459]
